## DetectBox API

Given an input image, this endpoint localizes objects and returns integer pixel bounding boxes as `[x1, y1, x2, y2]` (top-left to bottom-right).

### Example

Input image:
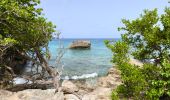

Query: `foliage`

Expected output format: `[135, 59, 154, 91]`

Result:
[111, 90, 119, 100]
[106, 8, 170, 100]
[0, 0, 56, 88]
[145, 59, 170, 100]
[106, 41, 147, 99]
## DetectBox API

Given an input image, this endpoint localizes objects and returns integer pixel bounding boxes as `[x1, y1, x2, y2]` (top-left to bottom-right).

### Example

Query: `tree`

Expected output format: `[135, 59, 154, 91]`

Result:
[106, 8, 170, 100]
[0, 0, 56, 88]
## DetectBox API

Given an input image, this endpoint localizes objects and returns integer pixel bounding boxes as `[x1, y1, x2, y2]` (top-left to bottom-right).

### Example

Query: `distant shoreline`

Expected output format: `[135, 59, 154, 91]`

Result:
[52, 38, 120, 40]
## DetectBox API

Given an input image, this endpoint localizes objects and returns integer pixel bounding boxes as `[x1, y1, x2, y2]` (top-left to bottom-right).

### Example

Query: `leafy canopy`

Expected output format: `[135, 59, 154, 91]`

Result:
[0, 0, 56, 88]
[106, 8, 170, 100]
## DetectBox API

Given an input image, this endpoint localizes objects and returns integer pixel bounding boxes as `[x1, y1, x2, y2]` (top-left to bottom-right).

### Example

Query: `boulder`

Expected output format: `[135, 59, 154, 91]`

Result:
[69, 40, 91, 49]
[61, 80, 79, 94]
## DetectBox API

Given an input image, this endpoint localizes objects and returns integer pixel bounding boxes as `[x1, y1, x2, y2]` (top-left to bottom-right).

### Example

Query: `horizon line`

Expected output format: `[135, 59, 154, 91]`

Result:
[53, 37, 120, 39]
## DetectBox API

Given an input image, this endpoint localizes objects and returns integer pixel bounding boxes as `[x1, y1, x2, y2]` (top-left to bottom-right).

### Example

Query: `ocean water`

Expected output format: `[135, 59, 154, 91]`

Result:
[48, 38, 115, 79]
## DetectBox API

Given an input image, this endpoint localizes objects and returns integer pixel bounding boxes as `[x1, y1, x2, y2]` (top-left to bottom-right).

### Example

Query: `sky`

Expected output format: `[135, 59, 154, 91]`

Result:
[40, 0, 169, 38]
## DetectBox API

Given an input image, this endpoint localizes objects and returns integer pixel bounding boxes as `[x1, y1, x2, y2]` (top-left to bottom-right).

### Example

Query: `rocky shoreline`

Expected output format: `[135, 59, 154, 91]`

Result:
[0, 67, 121, 100]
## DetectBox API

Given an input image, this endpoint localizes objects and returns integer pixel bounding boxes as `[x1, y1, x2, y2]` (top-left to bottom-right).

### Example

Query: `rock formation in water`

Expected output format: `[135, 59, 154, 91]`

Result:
[69, 40, 91, 49]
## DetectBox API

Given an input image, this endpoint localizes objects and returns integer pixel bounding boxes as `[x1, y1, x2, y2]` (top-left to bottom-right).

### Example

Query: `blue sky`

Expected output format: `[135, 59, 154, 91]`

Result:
[40, 0, 169, 38]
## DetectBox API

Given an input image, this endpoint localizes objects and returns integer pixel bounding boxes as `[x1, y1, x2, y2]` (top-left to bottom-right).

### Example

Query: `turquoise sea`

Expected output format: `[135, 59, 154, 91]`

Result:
[48, 38, 117, 80]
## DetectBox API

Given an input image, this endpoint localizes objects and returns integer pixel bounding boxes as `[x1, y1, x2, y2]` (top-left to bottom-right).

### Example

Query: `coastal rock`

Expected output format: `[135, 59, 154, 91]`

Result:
[0, 90, 13, 96]
[0, 67, 123, 100]
[52, 92, 64, 100]
[0, 89, 64, 100]
[98, 67, 121, 89]
[107, 67, 120, 75]
[77, 89, 89, 97]
[64, 94, 80, 100]
[0, 90, 13, 100]
[82, 87, 112, 100]
[61, 80, 79, 94]
[69, 40, 91, 49]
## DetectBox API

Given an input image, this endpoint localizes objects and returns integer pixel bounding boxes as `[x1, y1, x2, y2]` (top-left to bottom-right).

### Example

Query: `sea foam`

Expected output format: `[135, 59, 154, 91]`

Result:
[64, 72, 98, 80]
[13, 77, 32, 85]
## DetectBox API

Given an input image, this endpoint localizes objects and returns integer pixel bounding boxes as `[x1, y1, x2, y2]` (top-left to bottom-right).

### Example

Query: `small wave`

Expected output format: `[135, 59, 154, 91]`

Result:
[64, 73, 98, 80]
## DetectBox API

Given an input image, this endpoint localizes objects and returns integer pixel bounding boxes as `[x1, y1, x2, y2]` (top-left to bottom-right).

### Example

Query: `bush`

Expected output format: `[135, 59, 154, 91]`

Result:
[0, 0, 56, 88]
[106, 8, 170, 100]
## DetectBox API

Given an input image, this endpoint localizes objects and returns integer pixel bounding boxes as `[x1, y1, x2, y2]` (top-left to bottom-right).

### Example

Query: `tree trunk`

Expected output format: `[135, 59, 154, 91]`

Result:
[35, 49, 55, 76]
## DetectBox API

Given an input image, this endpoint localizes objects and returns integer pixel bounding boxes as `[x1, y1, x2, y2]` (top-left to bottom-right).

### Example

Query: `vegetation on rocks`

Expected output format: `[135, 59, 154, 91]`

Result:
[0, 0, 56, 89]
[105, 8, 170, 100]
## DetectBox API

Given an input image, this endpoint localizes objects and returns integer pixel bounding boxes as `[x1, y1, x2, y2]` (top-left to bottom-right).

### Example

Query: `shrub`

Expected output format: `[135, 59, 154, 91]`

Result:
[106, 8, 170, 99]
